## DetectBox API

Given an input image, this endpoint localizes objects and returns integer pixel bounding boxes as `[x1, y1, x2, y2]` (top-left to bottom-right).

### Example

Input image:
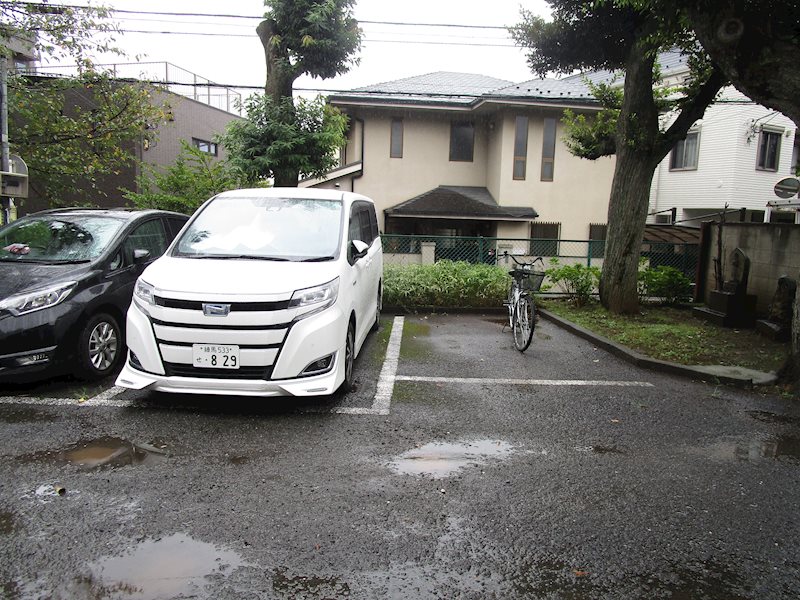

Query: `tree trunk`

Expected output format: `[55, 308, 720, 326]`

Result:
[599, 47, 660, 314]
[599, 146, 658, 313]
[257, 19, 300, 187]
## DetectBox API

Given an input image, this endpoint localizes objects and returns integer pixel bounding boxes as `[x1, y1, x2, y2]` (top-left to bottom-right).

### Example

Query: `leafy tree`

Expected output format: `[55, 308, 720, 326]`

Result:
[511, 1, 726, 314]
[222, 94, 347, 187]
[124, 142, 245, 215]
[250, 0, 360, 186]
[1, 1, 169, 206]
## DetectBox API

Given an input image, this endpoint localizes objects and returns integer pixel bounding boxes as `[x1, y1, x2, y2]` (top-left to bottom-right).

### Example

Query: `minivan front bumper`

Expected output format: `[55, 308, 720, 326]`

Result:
[115, 300, 348, 397]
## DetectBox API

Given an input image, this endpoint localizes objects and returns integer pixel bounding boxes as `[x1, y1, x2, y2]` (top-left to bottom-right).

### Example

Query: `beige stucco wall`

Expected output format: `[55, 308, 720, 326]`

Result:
[703, 223, 800, 315]
[330, 105, 615, 239]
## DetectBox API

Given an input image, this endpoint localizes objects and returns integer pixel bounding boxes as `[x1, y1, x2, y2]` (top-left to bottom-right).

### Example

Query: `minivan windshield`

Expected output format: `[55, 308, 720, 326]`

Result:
[173, 196, 344, 261]
[0, 215, 124, 263]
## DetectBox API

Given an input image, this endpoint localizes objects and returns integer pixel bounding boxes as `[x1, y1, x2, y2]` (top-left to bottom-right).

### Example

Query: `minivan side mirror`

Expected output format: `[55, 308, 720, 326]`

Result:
[351, 239, 369, 261]
[133, 248, 151, 264]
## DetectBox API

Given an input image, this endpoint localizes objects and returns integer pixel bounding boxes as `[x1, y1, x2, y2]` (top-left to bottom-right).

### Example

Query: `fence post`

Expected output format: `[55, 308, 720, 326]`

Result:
[587, 240, 593, 268]
[421, 241, 436, 265]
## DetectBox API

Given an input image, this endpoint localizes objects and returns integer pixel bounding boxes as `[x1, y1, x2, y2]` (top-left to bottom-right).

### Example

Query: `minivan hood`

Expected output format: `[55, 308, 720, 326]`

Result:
[141, 255, 342, 298]
[0, 261, 90, 298]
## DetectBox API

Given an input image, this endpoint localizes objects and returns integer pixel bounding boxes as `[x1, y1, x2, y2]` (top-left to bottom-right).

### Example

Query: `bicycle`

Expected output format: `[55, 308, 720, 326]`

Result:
[503, 252, 545, 352]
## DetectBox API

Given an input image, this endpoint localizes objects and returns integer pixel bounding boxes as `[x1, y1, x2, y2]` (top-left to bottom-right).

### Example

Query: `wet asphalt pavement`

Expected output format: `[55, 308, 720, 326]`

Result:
[1, 313, 799, 599]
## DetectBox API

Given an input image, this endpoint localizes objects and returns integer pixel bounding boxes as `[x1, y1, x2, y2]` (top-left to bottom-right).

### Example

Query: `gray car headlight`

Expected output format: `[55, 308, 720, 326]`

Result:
[0, 281, 78, 316]
[289, 278, 339, 319]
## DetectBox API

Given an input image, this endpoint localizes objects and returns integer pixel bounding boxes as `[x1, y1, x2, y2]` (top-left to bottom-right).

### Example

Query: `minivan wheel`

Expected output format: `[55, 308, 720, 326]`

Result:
[77, 313, 123, 380]
[341, 321, 355, 393]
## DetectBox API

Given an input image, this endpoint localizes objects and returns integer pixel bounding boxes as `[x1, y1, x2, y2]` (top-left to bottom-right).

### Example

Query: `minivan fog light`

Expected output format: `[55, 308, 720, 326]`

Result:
[300, 354, 335, 377]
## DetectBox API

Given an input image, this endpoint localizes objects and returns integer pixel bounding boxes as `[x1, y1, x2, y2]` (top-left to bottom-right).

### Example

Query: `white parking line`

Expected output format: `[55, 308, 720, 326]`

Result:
[335, 315, 405, 416]
[394, 376, 654, 387]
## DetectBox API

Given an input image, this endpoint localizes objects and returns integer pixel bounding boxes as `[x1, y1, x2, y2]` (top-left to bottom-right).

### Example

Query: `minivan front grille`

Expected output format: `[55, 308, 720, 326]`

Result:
[163, 363, 273, 380]
[154, 297, 291, 311]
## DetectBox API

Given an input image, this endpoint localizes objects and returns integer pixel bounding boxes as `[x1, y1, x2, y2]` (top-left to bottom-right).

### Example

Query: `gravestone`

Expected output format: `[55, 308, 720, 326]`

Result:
[756, 276, 797, 341]
[693, 247, 758, 328]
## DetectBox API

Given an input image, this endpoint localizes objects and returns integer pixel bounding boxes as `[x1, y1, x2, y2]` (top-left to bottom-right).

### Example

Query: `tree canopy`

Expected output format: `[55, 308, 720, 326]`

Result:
[1, 1, 169, 206]
[511, 0, 726, 313]
[248, 0, 361, 187]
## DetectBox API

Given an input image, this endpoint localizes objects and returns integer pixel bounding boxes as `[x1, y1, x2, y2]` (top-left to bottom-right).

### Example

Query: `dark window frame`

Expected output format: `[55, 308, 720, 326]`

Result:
[513, 116, 529, 180]
[390, 118, 404, 158]
[541, 117, 556, 181]
[756, 129, 782, 172]
[449, 121, 475, 162]
[669, 130, 700, 171]
[192, 138, 218, 157]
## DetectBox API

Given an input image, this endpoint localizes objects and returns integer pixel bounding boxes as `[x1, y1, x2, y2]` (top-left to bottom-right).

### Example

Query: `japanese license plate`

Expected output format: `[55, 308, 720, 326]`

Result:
[192, 344, 240, 369]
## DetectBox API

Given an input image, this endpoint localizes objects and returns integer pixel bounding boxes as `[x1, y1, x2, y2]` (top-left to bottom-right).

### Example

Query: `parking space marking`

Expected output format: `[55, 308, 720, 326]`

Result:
[395, 375, 654, 387]
[335, 315, 405, 416]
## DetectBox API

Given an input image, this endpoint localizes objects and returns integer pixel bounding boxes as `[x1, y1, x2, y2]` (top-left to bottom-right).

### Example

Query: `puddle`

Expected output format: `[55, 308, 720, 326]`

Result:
[747, 410, 800, 426]
[85, 533, 245, 600]
[272, 568, 350, 598]
[701, 436, 800, 463]
[22, 437, 169, 470]
[390, 440, 514, 478]
[0, 510, 15, 535]
[227, 455, 250, 466]
[0, 405, 57, 424]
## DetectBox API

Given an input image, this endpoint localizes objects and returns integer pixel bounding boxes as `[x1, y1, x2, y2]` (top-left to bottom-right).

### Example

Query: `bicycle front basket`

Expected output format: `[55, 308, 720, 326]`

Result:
[522, 270, 546, 292]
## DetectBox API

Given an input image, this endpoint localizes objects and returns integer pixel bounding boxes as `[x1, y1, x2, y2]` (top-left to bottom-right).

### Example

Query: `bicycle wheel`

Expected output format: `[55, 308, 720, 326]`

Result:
[507, 281, 517, 328]
[512, 294, 535, 352]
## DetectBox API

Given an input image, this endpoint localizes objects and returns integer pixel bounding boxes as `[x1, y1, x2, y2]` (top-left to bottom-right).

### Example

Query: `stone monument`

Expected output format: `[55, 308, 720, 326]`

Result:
[756, 276, 797, 341]
[694, 247, 758, 328]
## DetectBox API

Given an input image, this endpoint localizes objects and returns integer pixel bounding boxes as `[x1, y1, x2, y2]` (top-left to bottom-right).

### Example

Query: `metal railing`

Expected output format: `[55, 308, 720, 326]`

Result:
[381, 234, 699, 281]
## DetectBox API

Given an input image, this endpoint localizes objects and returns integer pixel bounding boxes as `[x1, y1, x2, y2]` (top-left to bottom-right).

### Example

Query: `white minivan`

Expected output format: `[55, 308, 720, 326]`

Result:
[115, 188, 383, 397]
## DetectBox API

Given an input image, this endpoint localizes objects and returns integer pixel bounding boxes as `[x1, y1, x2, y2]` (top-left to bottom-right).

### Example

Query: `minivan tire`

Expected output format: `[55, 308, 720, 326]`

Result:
[341, 320, 355, 393]
[77, 312, 123, 380]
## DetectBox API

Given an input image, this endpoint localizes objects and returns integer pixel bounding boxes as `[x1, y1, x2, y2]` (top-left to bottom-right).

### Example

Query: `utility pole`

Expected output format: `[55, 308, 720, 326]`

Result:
[1, 55, 10, 226]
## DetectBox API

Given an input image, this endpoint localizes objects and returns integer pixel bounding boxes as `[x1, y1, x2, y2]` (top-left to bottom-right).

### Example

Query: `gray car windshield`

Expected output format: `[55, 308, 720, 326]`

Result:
[174, 196, 344, 260]
[0, 216, 124, 263]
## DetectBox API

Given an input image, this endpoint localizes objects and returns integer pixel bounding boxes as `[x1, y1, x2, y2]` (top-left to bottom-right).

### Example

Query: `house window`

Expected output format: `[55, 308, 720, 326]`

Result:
[756, 129, 781, 171]
[449, 121, 474, 162]
[390, 118, 403, 158]
[541, 117, 556, 181]
[530, 222, 560, 256]
[589, 223, 607, 259]
[670, 131, 700, 170]
[513, 116, 529, 180]
[193, 138, 218, 156]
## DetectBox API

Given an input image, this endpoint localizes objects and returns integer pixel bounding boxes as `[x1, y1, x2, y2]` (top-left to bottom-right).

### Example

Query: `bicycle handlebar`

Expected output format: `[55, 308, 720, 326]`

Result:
[502, 251, 544, 269]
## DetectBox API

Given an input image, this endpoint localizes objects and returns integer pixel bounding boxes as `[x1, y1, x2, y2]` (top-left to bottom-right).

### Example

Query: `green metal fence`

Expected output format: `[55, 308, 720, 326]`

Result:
[381, 234, 699, 282]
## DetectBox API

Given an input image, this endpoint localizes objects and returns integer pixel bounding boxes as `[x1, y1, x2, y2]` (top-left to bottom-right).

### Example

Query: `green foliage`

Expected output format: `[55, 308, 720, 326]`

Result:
[639, 265, 692, 305]
[545, 258, 600, 307]
[11, 73, 169, 205]
[383, 261, 510, 309]
[123, 142, 245, 215]
[263, 0, 361, 80]
[222, 94, 348, 185]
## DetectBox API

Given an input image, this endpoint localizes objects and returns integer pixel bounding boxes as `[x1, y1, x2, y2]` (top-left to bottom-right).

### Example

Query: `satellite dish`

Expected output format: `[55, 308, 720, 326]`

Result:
[773, 177, 800, 199]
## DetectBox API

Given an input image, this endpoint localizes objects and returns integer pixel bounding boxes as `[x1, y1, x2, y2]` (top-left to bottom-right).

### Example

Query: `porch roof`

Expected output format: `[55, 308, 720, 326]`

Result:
[385, 186, 538, 221]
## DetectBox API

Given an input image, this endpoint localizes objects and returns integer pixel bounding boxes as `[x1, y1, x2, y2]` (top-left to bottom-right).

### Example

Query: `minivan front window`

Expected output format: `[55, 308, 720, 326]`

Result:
[0, 216, 124, 263]
[174, 196, 344, 261]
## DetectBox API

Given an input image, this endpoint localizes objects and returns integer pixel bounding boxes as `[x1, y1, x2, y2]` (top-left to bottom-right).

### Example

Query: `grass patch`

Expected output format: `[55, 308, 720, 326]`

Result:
[541, 300, 789, 373]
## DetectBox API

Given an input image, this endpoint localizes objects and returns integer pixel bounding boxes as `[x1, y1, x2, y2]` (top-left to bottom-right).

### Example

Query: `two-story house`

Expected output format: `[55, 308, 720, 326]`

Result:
[302, 71, 616, 243]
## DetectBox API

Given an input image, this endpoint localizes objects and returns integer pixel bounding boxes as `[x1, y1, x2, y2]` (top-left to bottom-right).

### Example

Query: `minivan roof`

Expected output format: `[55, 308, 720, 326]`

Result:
[213, 187, 374, 205]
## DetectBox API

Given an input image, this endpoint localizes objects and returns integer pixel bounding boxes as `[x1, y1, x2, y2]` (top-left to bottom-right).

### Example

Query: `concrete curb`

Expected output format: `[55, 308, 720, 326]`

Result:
[538, 309, 778, 389]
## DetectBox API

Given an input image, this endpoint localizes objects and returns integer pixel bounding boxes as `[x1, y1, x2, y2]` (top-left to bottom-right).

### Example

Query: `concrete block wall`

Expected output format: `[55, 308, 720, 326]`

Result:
[704, 223, 800, 315]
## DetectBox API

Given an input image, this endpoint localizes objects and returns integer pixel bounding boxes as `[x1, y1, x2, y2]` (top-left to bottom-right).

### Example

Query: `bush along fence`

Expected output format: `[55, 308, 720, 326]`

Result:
[380, 234, 697, 310]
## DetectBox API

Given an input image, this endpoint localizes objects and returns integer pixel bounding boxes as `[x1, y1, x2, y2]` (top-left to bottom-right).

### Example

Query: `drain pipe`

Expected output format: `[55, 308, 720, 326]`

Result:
[351, 117, 365, 193]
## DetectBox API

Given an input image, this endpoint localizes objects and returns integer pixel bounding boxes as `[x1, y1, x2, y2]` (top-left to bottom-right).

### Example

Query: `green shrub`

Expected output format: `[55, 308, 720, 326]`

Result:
[639, 265, 692, 305]
[545, 258, 600, 307]
[383, 260, 509, 308]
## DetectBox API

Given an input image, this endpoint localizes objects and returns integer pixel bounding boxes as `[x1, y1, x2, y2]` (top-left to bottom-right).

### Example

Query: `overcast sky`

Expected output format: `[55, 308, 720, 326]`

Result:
[61, 0, 552, 97]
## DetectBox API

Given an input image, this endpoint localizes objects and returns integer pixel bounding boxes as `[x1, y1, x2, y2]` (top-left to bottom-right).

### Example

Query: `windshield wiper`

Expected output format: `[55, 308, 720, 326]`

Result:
[187, 254, 290, 261]
[301, 256, 335, 262]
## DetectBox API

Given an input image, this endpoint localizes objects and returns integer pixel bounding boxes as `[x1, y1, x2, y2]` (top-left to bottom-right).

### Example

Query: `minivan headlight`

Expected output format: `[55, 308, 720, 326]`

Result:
[0, 281, 77, 316]
[289, 278, 339, 318]
[134, 278, 156, 306]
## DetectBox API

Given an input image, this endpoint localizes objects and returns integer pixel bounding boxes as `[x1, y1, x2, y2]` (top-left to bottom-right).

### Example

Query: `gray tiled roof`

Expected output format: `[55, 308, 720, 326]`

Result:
[386, 186, 538, 220]
[331, 51, 690, 108]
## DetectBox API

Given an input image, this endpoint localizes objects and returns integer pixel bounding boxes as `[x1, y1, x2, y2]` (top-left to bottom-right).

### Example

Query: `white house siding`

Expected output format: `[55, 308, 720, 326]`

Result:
[649, 87, 797, 226]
